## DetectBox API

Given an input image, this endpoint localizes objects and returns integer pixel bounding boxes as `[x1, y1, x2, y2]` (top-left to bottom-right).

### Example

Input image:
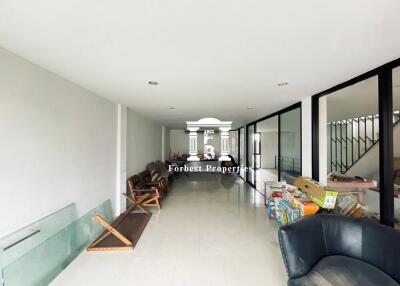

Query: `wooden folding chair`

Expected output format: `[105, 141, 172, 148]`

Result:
[128, 175, 161, 210]
[122, 191, 150, 214]
[87, 214, 132, 251]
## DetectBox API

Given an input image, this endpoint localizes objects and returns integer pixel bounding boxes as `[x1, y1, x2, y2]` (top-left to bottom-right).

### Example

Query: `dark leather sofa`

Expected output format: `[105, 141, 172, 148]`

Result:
[279, 214, 400, 286]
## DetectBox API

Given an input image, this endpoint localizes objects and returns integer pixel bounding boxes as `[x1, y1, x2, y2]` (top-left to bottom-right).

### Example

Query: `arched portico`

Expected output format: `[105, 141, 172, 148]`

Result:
[186, 118, 232, 161]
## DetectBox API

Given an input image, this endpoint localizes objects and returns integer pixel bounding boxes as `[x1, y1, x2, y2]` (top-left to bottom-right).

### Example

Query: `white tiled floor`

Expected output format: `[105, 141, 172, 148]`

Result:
[51, 173, 287, 286]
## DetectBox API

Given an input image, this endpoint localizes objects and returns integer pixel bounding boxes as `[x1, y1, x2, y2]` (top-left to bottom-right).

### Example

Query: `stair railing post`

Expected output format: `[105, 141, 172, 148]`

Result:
[351, 119, 354, 166]
[344, 119, 349, 171]
[372, 115, 375, 143]
[340, 121, 343, 173]
[335, 122, 338, 172]
[330, 123, 333, 172]
[364, 117, 367, 152]
[358, 117, 361, 159]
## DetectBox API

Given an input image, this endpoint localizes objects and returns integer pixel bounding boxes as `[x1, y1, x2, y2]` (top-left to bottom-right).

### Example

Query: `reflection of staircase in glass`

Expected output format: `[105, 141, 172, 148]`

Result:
[328, 111, 400, 174]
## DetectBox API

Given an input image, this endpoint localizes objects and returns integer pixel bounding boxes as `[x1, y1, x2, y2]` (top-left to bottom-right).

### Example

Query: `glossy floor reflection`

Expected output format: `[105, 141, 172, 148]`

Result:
[51, 173, 287, 286]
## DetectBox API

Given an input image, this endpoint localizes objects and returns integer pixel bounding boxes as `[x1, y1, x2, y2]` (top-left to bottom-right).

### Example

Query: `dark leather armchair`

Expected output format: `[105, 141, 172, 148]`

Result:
[279, 214, 400, 286]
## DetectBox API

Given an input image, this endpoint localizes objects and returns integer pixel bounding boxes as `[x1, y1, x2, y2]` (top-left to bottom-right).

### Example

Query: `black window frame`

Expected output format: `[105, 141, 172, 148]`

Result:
[245, 102, 302, 190]
[311, 57, 400, 227]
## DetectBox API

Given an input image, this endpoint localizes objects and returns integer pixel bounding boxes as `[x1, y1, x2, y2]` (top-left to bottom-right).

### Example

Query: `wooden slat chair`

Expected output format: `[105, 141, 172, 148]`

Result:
[155, 160, 173, 192]
[122, 191, 150, 215]
[147, 162, 170, 197]
[87, 211, 151, 252]
[88, 214, 133, 251]
[128, 175, 161, 210]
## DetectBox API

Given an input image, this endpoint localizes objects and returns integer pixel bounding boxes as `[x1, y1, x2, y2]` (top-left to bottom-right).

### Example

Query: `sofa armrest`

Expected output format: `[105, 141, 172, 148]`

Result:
[278, 216, 327, 279]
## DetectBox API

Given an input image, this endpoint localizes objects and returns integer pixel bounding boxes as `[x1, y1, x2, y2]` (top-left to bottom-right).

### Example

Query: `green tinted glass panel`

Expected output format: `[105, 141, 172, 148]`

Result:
[1, 200, 112, 286]
[0, 204, 77, 270]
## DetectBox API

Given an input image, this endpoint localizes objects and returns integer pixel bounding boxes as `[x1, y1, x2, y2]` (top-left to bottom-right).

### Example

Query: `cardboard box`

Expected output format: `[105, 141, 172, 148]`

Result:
[294, 177, 338, 209]
[284, 190, 320, 216]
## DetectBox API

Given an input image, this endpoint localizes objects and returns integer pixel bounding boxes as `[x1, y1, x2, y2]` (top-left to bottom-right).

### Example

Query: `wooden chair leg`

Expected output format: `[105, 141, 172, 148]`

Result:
[142, 197, 161, 210]
[155, 198, 161, 210]
[122, 193, 150, 214]
[90, 215, 132, 248]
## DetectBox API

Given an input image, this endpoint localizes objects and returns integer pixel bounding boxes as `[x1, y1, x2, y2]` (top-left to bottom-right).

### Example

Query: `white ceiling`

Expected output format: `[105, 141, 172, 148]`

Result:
[1, 1, 400, 128]
[327, 67, 400, 122]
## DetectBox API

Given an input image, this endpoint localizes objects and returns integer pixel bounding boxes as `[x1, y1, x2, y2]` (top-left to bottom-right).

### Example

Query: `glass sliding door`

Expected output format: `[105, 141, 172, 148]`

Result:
[279, 108, 301, 184]
[247, 124, 256, 186]
[239, 127, 245, 179]
[229, 130, 239, 163]
[323, 75, 380, 218]
[255, 116, 279, 191]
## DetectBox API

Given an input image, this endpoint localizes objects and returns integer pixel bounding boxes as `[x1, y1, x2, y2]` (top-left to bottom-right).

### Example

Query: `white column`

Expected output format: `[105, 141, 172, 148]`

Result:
[319, 97, 328, 185]
[161, 126, 166, 161]
[187, 127, 200, 161]
[301, 97, 312, 177]
[219, 127, 231, 161]
[116, 104, 127, 216]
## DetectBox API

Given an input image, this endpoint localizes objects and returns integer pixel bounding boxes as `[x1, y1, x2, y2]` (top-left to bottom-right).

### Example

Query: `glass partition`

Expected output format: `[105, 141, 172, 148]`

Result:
[229, 130, 239, 163]
[279, 108, 301, 184]
[239, 127, 245, 179]
[247, 124, 256, 186]
[0, 204, 77, 271]
[1, 200, 112, 286]
[255, 116, 279, 191]
[324, 75, 380, 218]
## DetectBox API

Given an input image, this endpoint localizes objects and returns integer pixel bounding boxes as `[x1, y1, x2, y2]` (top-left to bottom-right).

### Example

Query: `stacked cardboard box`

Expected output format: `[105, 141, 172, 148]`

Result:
[283, 189, 320, 217]
[266, 177, 342, 226]
[293, 177, 338, 209]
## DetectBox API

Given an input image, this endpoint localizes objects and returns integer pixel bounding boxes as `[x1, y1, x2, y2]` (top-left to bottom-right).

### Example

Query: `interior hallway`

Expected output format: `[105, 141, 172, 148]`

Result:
[51, 173, 287, 286]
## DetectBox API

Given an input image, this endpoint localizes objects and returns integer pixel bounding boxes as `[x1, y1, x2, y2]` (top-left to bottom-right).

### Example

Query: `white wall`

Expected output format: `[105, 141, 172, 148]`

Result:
[126, 109, 162, 177]
[161, 126, 170, 161]
[344, 123, 400, 180]
[260, 132, 278, 168]
[0, 47, 117, 237]
[170, 130, 188, 155]
[301, 97, 312, 177]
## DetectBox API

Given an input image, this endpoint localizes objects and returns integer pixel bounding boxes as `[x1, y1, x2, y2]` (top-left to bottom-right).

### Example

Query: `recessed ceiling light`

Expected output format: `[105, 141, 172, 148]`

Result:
[278, 82, 288, 86]
[148, 81, 158, 85]
[169, 107, 176, 110]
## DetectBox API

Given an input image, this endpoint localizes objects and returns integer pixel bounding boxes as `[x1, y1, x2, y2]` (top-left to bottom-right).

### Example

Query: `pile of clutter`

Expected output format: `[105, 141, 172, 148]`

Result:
[267, 177, 338, 225]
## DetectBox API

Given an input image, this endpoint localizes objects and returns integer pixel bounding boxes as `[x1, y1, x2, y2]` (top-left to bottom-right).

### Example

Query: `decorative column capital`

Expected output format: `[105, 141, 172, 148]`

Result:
[188, 127, 199, 136]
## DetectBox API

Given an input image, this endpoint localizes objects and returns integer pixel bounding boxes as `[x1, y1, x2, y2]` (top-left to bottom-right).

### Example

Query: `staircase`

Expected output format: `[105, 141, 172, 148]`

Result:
[328, 111, 400, 174]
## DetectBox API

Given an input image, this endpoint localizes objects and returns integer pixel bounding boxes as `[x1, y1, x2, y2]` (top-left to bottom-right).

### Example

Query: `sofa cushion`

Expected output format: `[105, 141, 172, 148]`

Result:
[289, 255, 399, 286]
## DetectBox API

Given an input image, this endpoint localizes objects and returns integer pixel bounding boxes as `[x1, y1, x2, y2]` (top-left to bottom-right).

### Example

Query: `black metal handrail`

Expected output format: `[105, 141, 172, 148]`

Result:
[328, 111, 400, 174]
[274, 155, 301, 174]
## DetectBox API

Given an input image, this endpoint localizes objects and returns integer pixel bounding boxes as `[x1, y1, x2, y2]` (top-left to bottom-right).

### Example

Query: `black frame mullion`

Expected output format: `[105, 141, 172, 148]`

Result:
[311, 56, 400, 226]
[253, 124, 257, 188]
[245, 102, 302, 188]
[311, 96, 319, 181]
[278, 114, 281, 181]
[378, 70, 394, 227]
